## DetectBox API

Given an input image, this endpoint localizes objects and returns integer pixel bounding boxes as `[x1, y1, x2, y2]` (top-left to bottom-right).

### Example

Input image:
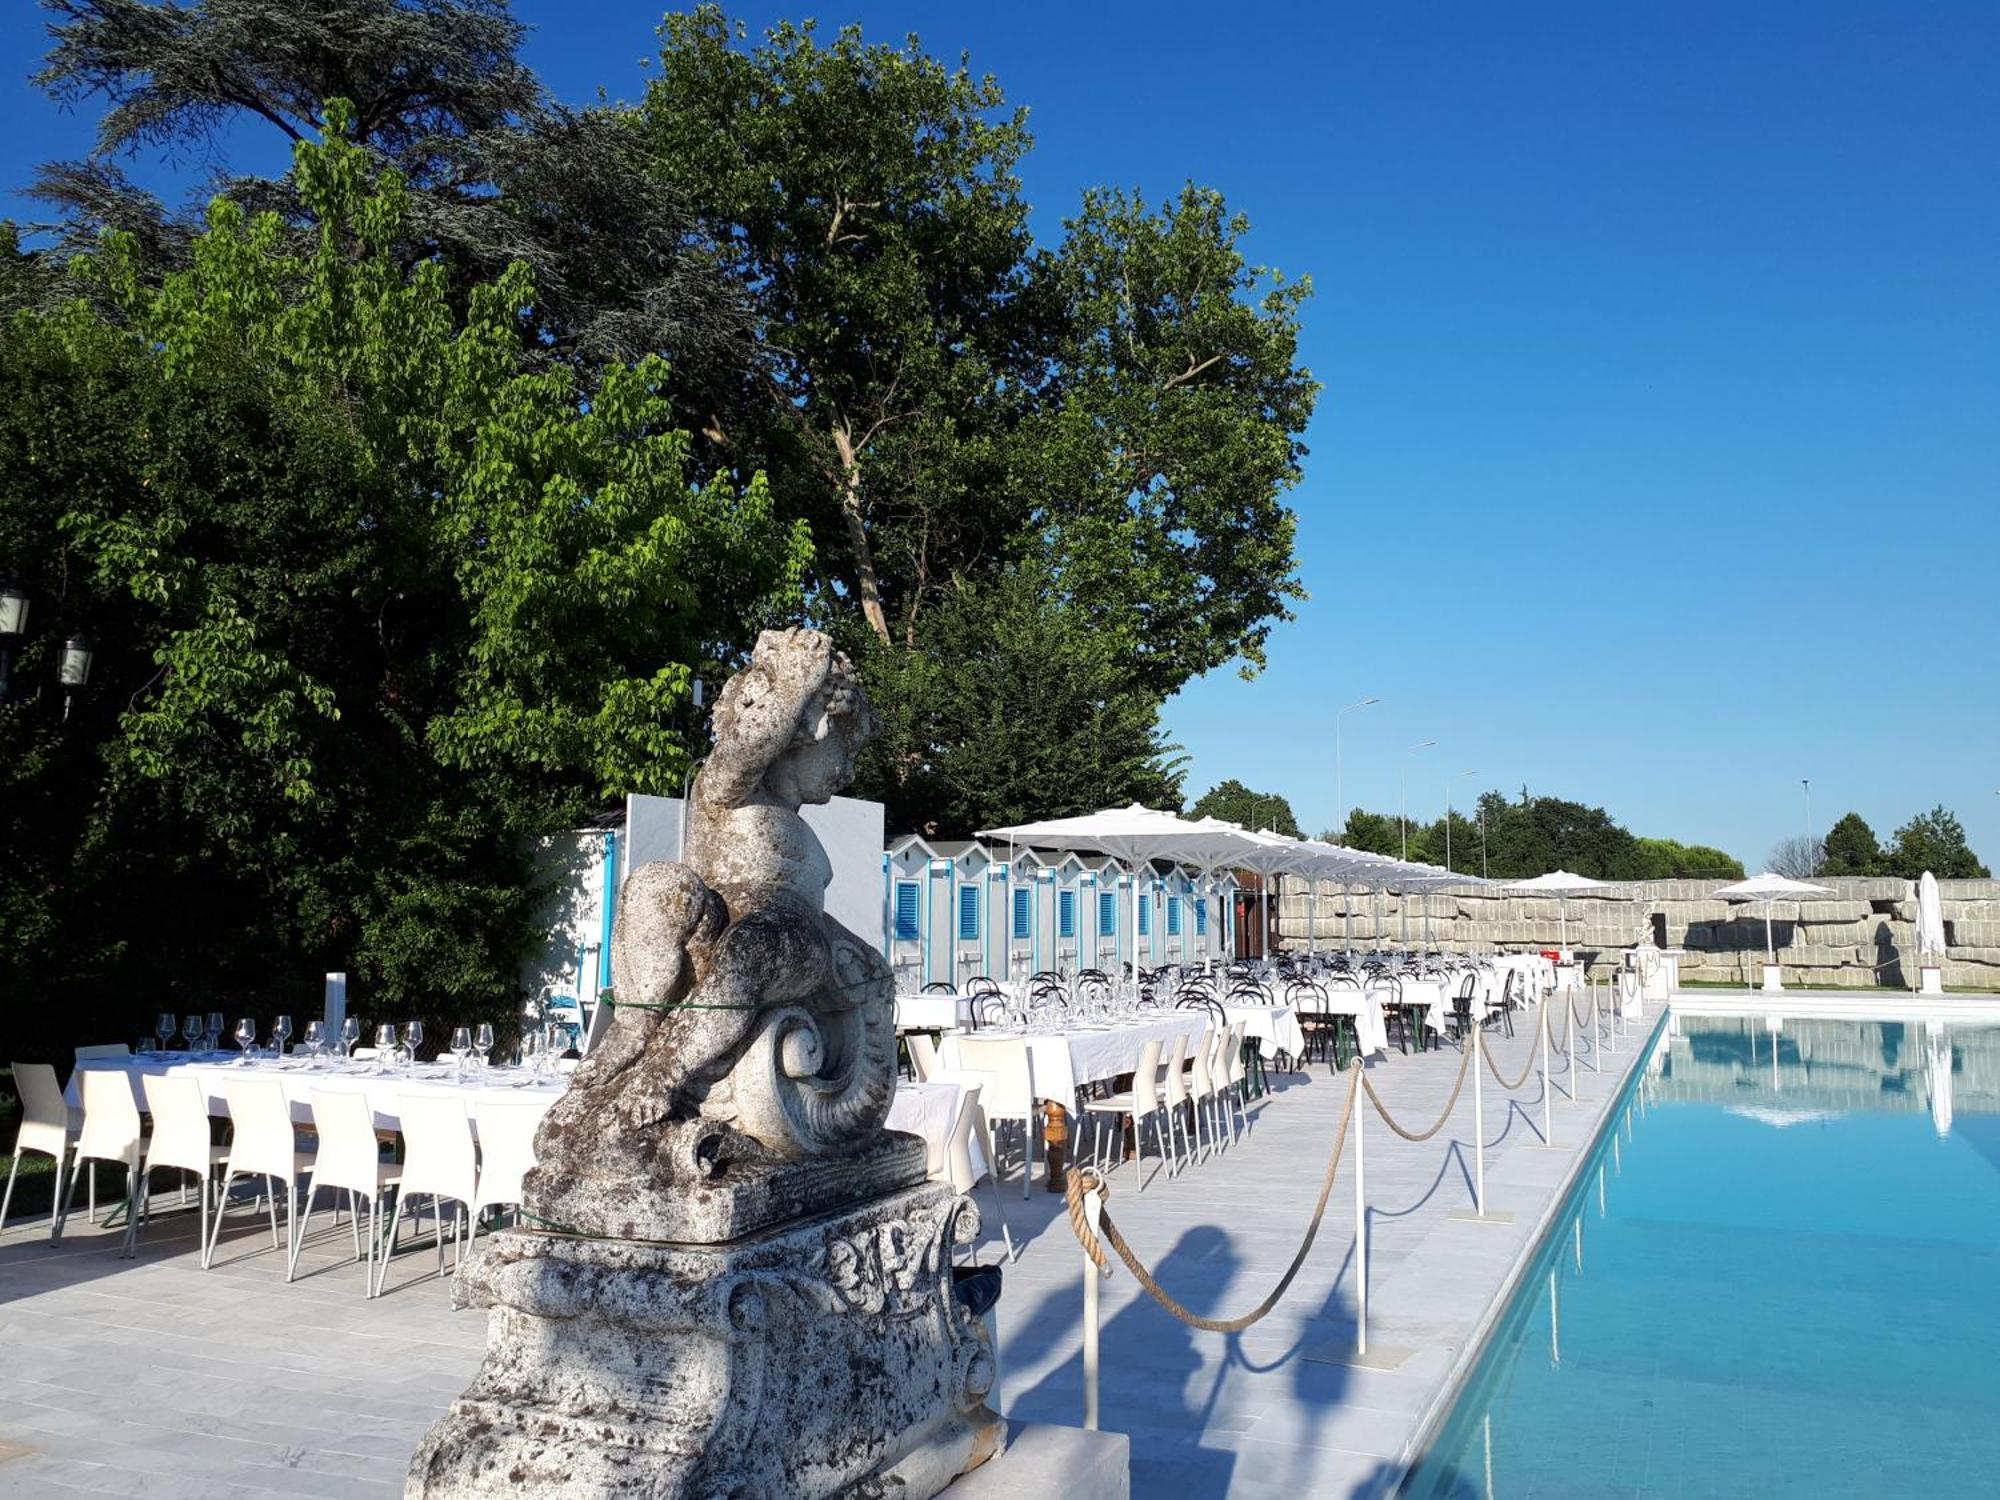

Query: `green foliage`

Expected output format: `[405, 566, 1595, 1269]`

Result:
[1820, 812, 1884, 876]
[1631, 838, 1746, 880]
[1189, 779, 1301, 839]
[1886, 806, 1989, 881]
[1333, 810, 1400, 856]
[0, 111, 806, 1062]
[855, 568, 1184, 836]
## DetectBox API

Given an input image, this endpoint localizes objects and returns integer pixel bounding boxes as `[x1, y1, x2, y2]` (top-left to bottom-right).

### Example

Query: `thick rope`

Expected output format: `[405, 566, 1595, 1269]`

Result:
[1361, 1026, 1475, 1142]
[1062, 1060, 1360, 1333]
[1482, 995, 1547, 1091]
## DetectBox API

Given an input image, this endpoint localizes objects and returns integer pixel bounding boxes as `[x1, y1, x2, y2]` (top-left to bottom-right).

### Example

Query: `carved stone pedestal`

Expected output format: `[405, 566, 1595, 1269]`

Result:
[408, 1182, 1001, 1499]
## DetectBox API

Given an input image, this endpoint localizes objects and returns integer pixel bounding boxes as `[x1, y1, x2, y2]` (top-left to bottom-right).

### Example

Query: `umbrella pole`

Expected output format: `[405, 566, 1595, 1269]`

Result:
[1765, 903, 1774, 964]
[1344, 883, 1354, 957]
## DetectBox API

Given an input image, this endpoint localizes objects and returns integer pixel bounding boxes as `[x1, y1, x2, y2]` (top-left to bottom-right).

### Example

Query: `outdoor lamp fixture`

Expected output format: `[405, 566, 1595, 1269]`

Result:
[1334, 696, 1379, 844]
[58, 632, 93, 721]
[0, 578, 29, 705]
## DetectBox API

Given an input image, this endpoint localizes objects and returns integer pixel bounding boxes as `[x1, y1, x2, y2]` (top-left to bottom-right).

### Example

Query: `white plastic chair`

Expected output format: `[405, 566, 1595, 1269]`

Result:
[1186, 1027, 1222, 1161]
[3, 1062, 77, 1236]
[57, 1070, 146, 1254]
[942, 1083, 1015, 1263]
[1219, 1021, 1250, 1139]
[580, 999, 615, 1057]
[205, 1078, 313, 1274]
[380, 1094, 478, 1294]
[944, 1037, 1039, 1198]
[470, 1103, 543, 1226]
[135, 1073, 227, 1256]
[1082, 1038, 1168, 1191]
[291, 1090, 400, 1294]
[73, 1044, 131, 1063]
[907, 1033, 941, 1083]
[1158, 1033, 1193, 1174]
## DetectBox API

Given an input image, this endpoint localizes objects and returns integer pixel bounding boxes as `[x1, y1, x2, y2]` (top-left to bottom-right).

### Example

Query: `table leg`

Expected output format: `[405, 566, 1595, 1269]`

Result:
[1042, 1100, 1069, 1193]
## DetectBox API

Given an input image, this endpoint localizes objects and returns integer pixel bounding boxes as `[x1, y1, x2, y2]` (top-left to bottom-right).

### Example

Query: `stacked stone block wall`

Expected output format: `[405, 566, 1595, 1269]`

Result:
[1276, 877, 2000, 990]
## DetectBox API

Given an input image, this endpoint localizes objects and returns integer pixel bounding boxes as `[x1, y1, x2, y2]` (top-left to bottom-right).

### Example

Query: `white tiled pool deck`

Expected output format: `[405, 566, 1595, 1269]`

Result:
[0, 1005, 1656, 1499]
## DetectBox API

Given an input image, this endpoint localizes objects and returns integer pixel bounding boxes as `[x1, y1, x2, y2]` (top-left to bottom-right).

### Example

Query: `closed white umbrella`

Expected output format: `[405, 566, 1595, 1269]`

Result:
[1917, 871, 1947, 958]
[1711, 872, 1835, 965]
[1503, 870, 1615, 954]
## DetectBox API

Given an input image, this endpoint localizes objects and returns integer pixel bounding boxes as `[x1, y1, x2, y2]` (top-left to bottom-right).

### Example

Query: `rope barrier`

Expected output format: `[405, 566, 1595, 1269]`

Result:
[1062, 1060, 1360, 1333]
[1483, 996, 1547, 1091]
[1362, 1029, 1475, 1142]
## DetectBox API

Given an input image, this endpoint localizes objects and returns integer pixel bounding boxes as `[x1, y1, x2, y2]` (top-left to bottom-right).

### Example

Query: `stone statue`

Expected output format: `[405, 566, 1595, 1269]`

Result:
[528, 627, 904, 1238]
[408, 629, 1001, 1499]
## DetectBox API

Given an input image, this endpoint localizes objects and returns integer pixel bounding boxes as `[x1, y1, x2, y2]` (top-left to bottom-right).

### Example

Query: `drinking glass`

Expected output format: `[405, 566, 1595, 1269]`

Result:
[340, 1017, 361, 1059]
[272, 1014, 293, 1056]
[521, 1027, 541, 1075]
[403, 1021, 424, 1071]
[303, 1019, 325, 1060]
[374, 1023, 398, 1071]
[137, 1036, 157, 1054]
[183, 1014, 203, 1052]
[156, 1013, 177, 1051]
[475, 1023, 495, 1068]
[451, 1026, 473, 1076]
[233, 1017, 257, 1064]
[206, 1011, 224, 1051]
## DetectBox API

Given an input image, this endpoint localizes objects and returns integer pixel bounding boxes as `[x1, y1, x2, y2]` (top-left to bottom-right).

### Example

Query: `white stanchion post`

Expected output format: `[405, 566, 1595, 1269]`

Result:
[1354, 1064, 1368, 1358]
[1082, 1187, 1103, 1431]
[1592, 980, 1602, 1071]
[1540, 999, 1554, 1148]
[1472, 1019, 1486, 1215]
[1567, 992, 1578, 1101]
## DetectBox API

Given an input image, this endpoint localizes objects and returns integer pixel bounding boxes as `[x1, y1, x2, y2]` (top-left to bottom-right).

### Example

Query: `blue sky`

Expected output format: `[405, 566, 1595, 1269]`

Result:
[4, 1, 1997, 868]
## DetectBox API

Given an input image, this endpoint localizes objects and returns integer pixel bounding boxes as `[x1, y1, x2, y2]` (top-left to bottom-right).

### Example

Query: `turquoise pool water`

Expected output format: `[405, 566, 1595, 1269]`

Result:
[1401, 1014, 2000, 1499]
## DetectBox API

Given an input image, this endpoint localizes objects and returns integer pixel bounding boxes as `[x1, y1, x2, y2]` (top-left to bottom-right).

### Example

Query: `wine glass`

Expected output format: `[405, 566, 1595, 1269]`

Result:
[272, 1014, 293, 1057]
[233, 1017, 257, 1064]
[340, 1016, 361, 1059]
[303, 1019, 325, 1060]
[182, 1014, 203, 1052]
[475, 1023, 495, 1068]
[403, 1020, 424, 1072]
[205, 1011, 224, 1051]
[521, 1027, 541, 1075]
[156, 1013, 177, 1052]
[136, 1035, 157, 1054]
[373, 1023, 398, 1071]
[450, 1026, 473, 1077]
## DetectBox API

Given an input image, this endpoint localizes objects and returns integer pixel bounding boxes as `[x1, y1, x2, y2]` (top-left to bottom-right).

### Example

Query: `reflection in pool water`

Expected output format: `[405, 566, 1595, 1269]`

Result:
[1400, 1015, 2000, 1498]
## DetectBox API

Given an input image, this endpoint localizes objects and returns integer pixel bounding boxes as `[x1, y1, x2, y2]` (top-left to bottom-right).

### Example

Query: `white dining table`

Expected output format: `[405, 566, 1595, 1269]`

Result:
[72, 1052, 978, 1186]
[1222, 1003, 1307, 1062]
[938, 1011, 1208, 1104]
[894, 992, 978, 1032]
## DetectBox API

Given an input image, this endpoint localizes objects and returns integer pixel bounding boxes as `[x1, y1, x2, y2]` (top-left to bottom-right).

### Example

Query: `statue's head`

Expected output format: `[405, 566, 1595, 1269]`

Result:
[717, 628, 879, 807]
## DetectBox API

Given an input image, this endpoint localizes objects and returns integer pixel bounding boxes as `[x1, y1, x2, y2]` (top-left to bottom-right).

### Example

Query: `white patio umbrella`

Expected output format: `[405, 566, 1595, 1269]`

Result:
[1917, 871, 1947, 959]
[1710, 872, 1835, 964]
[1503, 870, 1616, 954]
[976, 804, 1256, 973]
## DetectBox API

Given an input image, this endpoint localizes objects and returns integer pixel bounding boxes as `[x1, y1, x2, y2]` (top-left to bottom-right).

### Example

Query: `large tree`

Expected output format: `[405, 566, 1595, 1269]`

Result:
[1819, 812, 1883, 876]
[1886, 806, 1989, 881]
[1190, 779, 1301, 839]
[638, 8, 1317, 692]
[0, 109, 808, 1061]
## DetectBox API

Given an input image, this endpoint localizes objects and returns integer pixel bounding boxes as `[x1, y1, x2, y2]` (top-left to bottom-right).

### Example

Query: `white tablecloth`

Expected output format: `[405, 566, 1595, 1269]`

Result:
[70, 1053, 564, 1132]
[75, 1053, 974, 1185]
[1313, 991, 1391, 1056]
[895, 993, 977, 1031]
[1223, 1004, 1307, 1061]
[939, 1013, 1208, 1104]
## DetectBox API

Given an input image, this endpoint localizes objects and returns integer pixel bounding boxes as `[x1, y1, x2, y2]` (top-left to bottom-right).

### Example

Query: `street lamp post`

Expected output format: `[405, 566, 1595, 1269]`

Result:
[1400, 740, 1436, 861]
[1334, 697, 1379, 844]
[1801, 779, 1813, 872]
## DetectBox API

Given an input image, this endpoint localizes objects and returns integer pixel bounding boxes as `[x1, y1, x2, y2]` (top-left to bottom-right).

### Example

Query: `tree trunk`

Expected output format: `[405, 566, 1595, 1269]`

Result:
[831, 425, 891, 645]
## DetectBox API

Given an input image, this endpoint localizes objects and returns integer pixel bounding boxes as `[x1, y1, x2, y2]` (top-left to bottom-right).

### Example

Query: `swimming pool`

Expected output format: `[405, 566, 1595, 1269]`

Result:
[1401, 1013, 2000, 1498]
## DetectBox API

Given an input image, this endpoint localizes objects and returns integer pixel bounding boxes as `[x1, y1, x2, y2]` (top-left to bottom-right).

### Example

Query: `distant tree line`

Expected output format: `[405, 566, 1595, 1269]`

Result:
[1797, 808, 1989, 881]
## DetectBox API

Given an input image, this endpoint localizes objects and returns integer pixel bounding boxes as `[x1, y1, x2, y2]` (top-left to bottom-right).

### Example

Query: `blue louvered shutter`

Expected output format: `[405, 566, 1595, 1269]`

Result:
[1098, 891, 1116, 933]
[894, 882, 920, 941]
[958, 884, 980, 941]
[1167, 897, 1182, 936]
[1058, 889, 1077, 938]
[1012, 887, 1031, 939]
